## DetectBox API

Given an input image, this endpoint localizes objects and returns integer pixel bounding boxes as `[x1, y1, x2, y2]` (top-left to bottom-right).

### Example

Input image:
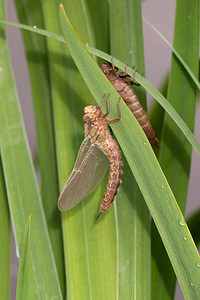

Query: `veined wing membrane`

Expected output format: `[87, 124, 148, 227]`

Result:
[63, 138, 91, 185]
[58, 138, 109, 211]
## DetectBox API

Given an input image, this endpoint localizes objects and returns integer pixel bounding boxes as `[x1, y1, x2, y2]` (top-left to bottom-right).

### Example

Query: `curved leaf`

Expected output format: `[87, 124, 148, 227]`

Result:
[187, 209, 200, 246]
[13, 0, 64, 291]
[109, 1, 150, 299]
[44, 1, 118, 299]
[16, 216, 31, 300]
[0, 20, 199, 155]
[0, 18, 62, 299]
[143, 18, 200, 90]
[0, 159, 10, 299]
[151, 1, 199, 299]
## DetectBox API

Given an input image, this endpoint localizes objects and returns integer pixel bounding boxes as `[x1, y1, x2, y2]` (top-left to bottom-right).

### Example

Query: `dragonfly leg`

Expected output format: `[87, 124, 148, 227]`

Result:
[101, 94, 110, 119]
[111, 56, 114, 69]
[100, 94, 107, 112]
[106, 97, 121, 124]
[111, 56, 118, 72]
[127, 70, 140, 86]
[101, 94, 121, 123]
[118, 65, 140, 86]
[118, 64, 129, 77]
[96, 211, 101, 221]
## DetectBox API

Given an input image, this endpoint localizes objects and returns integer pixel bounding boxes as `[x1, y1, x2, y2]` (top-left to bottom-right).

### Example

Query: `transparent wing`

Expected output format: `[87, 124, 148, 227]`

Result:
[58, 138, 109, 211]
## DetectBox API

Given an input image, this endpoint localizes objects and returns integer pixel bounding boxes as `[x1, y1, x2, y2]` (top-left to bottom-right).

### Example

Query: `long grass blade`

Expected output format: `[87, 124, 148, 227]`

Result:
[87, 0, 109, 60]
[0, 159, 10, 300]
[42, 1, 119, 299]
[0, 20, 199, 155]
[16, 216, 31, 300]
[187, 209, 200, 247]
[149, 76, 168, 144]
[151, 1, 199, 299]
[1, 17, 199, 89]
[143, 18, 200, 90]
[13, 0, 65, 292]
[59, 5, 200, 299]
[0, 14, 9, 292]
[109, 1, 150, 299]
[0, 18, 62, 299]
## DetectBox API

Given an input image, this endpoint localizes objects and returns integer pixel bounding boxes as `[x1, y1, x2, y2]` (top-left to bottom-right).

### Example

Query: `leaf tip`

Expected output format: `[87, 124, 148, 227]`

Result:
[28, 215, 32, 223]
[59, 3, 64, 10]
[59, 3, 72, 31]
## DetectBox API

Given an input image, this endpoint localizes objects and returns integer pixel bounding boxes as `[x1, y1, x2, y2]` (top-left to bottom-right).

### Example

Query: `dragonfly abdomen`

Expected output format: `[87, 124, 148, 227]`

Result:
[98, 137, 122, 214]
[101, 63, 159, 148]
[112, 79, 159, 147]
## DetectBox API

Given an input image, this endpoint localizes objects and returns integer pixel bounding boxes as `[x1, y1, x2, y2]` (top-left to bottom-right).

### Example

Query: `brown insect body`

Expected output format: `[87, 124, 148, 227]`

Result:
[58, 96, 122, 220]
[83, 103, 122, 219]
[101, 63, 159, 148]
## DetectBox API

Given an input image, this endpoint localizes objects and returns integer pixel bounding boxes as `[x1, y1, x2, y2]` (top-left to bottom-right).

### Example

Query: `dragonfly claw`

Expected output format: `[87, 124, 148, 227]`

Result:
[96, 211, 101, 221]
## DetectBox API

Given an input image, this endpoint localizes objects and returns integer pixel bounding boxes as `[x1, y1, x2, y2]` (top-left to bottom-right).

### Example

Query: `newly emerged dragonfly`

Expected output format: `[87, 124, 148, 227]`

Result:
[58, 95, 122, 220]
[101, 59, 159, 148]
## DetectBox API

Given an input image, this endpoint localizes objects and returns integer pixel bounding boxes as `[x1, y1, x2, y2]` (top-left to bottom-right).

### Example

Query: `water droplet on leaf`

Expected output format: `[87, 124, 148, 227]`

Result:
[179, 217, 185, 226]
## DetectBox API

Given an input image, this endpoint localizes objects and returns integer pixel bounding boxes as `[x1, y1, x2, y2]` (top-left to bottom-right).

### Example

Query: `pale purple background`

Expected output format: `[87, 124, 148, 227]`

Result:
[6, 0, 200, 299]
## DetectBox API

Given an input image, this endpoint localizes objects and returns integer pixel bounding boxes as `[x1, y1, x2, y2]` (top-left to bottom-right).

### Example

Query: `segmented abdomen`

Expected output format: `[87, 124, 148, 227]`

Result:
[98, 135, 122, 213]
[111, 79, 159, 148]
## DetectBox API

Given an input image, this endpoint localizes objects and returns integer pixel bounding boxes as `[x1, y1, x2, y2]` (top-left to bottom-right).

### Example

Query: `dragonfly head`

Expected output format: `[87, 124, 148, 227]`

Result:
[83, 105, 101, 123]
[101, 63, 117, 81]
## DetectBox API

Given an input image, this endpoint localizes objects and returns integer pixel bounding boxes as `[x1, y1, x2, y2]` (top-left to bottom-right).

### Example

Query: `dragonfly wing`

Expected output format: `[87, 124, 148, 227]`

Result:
[58, 139, 109, 211]
[64, 138, 91, 185]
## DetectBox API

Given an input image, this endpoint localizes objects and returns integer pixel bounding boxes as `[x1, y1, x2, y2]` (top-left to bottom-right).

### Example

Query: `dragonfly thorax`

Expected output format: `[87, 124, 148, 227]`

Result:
[100, 63, 117, 82]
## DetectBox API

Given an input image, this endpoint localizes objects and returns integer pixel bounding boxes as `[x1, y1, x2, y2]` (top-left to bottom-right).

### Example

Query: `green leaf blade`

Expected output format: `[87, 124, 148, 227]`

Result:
[151, 1, 199, 299]
[109, 1, 150, 299]
[44, 1, 118, 299]
[187, 209, 200, 247]
[87, 0, 109, 60]
[0, 158, 10, 300]
[16, 216, 31, 300]
[0, 20, 199, 154]
[0, 19, 62, 299]
[143, 18, 200, 90]
[13, 0, 65, 291]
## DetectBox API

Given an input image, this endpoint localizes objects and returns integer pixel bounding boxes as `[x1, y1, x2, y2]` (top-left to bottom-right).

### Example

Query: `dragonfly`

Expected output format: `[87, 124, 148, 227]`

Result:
[101, 58, 159, 148]
[58, 94, 122, 220]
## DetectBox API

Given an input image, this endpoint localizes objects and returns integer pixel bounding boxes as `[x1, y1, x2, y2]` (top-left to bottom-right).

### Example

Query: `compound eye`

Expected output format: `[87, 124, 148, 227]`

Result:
[83, 114, 94, 122]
